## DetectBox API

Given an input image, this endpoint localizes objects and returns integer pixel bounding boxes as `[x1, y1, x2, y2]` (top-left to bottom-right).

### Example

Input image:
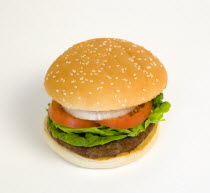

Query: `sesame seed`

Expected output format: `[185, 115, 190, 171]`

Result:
[122, 104, 125, 107]
[110, 83, 114, 85]
[133, 74, 137, 76]
[107, 75, 112, 79]
[96, 87, 103, 90]
[115, 77, 118, 79]
[116, 90, 120, 92]
[88, 92, 92, 94]
[56, 89, 59, 93]
[89, 80, 93, 82]
[63, 93, 66, 95]
[144, 58, 147, 61]
[100, 82, 104, 84]
[71, 80, 76, 83]
[72, 69, 76, 73]
[138, 58, 142, 60]
[118, 100, 121, 103]
[149, 57, 153, 61]
[52, 76, 56, 78]
[70, 92, 74, 94]
[156, 78, 159, 82]
[142, 89, 147, 91]
[129, 58, 134, 62]
[96, 102, 100, 105]
[146, 66, 151, 69]
[134, 77, 138, 80]
[143, 70, 148, 74]
[152, 83, 156, 85]
[74, 86, 78, 88]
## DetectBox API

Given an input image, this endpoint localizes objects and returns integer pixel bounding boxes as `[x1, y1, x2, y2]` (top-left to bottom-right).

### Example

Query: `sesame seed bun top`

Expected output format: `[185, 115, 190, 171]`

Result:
[44, 38, 167, 111]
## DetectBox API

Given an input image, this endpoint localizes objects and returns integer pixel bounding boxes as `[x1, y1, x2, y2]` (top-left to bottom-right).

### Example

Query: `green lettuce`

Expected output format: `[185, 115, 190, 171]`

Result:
[48, 93, 171, 147]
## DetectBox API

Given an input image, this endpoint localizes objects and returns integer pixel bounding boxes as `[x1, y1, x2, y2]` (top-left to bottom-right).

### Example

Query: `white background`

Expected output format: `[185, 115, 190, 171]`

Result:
[0, 0, 210, 193]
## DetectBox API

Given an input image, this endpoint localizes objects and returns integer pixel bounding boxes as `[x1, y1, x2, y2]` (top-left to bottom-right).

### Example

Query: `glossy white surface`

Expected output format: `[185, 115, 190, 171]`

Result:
[0, 0, 210, 193]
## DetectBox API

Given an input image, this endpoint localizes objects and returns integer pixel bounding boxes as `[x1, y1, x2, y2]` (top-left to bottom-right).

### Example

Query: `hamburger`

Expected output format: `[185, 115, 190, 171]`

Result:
[43, 38, 171, 168]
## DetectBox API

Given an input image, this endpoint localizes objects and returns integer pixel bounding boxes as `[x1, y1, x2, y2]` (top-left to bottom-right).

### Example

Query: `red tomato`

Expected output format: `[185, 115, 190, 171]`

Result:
[48, 100, 100, 128]
[96, 101, 152, 129]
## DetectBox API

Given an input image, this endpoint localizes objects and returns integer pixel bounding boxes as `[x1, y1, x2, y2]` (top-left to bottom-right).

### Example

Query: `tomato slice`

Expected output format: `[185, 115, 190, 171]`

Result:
[96, 101, 152, 129]
[48, 100, 100, 128]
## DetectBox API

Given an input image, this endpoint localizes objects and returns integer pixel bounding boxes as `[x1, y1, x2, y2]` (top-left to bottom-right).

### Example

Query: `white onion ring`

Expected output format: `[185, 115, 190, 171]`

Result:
[63, 106, 135, 120]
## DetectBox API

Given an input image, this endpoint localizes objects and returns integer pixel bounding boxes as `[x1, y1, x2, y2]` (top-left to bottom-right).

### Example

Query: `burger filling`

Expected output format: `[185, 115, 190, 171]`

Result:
[47, 93, 171, 157]
[51, 124, 155, 159]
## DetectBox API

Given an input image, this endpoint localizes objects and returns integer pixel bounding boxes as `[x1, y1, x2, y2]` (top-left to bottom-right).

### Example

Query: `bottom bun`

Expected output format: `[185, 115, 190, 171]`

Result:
[43, 116, 159, 169]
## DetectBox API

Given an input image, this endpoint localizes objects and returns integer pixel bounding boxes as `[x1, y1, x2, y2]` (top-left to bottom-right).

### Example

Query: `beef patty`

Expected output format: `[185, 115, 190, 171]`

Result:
[50, 124, 155, 159]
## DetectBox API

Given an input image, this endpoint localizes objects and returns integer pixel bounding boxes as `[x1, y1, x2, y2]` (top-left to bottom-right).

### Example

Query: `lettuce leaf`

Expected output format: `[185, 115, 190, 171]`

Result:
[48, 93, 171, 147]
[144, 93, 171, 128]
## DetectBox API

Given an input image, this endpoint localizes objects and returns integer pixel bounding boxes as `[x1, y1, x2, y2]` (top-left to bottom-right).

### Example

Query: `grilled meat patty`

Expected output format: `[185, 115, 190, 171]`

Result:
[50, 124, 155, 159]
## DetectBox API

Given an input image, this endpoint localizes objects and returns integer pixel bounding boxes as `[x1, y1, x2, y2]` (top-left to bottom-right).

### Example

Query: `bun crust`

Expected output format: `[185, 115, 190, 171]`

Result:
[43, 116, 159, 168]
[44, 38, 167, 111]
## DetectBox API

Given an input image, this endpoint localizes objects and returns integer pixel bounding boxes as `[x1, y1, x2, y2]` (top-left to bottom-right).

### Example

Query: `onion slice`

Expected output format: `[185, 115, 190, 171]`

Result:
[62, 106, 136, 121]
